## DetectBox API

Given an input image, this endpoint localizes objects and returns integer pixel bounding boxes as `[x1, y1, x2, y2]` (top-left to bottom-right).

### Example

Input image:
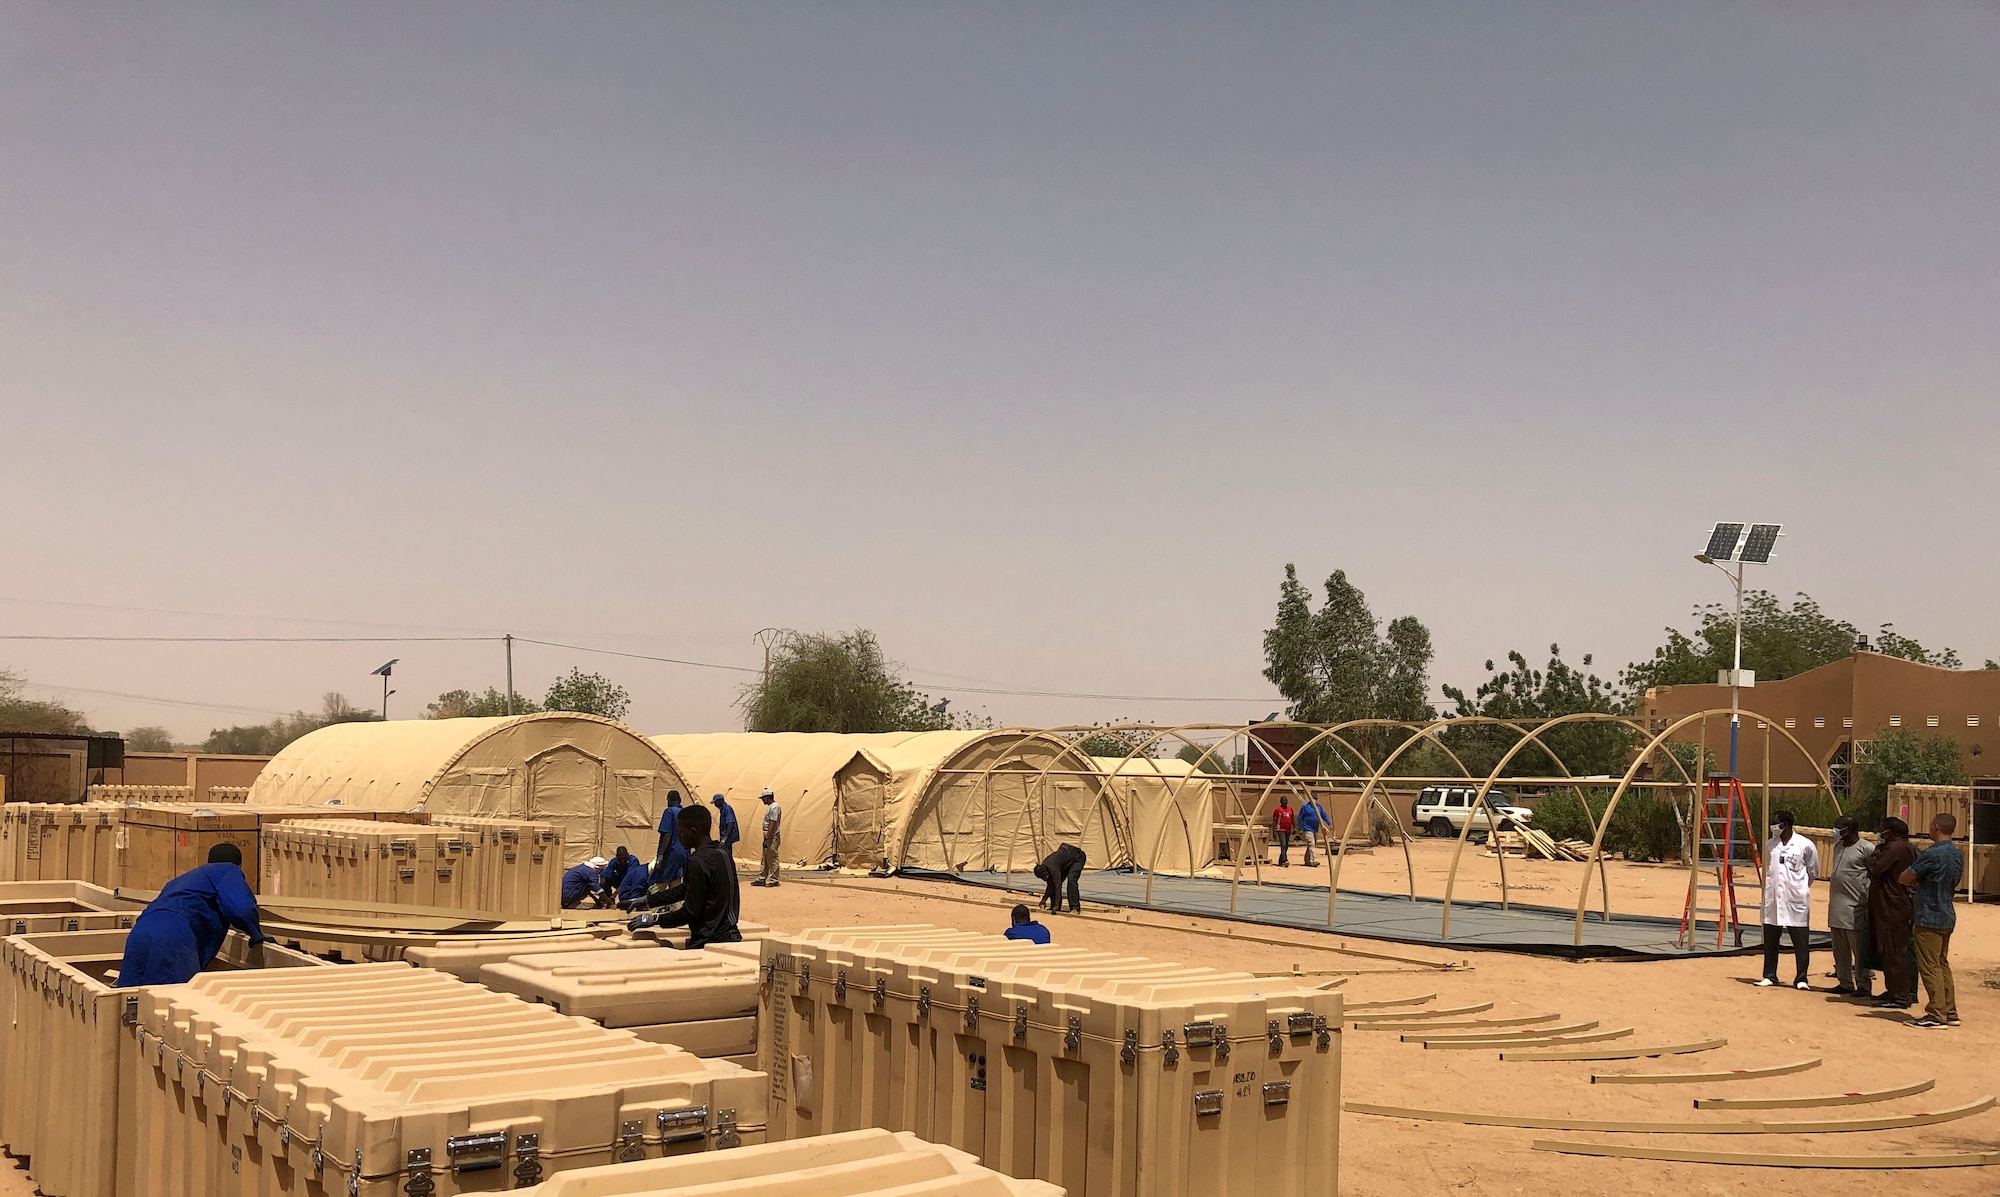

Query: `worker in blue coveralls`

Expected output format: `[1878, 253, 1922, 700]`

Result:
[617, 844, 657, 909]
[562, 856, 608, 908]
[599, 846, 637, 898]
[116, 843, 266, 987]
[655, 791, 686, 872]
[711, 793, 741, 867]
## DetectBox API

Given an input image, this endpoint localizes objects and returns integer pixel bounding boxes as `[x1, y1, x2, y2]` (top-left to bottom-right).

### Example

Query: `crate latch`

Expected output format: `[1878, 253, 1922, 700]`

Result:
[715, 1108, 741, 1150]
[402, 1147, 434, 1195]
[1287, 1011, 1316, 1037]
[1263, 1080, 1292, 1107]
[122, 995, 139, 1025]
[835, 968, 848, 1002]
[618, 1120, 645, 1161]
[872, 977, 887, 1010]
[1120, 1028, 1138, 1066]
[1013, 1004, 1029, 1041]
[1064, 1014, 1082, 1054]
[964, 995, 980, 1030]
[1193, 1089, 1225, 1117]
[917, 985, 931, 1019]
[1266, 1019, 1284, 1055]
[512, 1133, 543, 1187]
[1162, 1028, 1180, 1067]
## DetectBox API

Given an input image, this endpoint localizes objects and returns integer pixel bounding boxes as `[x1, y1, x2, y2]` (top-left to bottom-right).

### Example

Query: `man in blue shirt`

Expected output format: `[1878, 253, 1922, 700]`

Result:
[712, 793, 741, 867]
[117, 844, 267, 987]
[1296, 796, 1330, 867]
[599, 846, 637, 898]
[1901, 812, 1964, 1028]
[617, 847, 657, 909]
[1003, 903, 1051, 944]
[656, 791, 685, 871]
[562, 857, 608, 908]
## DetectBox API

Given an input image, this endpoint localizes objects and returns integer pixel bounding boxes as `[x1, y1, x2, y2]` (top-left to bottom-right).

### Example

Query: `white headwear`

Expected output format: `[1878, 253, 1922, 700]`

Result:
[587, 856, 609, 869]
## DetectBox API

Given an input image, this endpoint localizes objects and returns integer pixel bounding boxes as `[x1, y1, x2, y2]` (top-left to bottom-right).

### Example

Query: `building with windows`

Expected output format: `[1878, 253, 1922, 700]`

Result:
[1642, 651, 2000, 792]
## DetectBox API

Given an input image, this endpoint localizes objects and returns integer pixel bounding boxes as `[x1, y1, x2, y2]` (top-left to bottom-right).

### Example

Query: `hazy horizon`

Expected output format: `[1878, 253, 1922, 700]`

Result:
[4, 4, 1995, 742]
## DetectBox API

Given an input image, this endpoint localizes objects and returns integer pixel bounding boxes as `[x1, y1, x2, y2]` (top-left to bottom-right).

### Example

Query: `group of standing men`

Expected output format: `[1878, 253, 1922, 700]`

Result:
[1760, 808, 1965, 1029]
[1269, 795, 1331, 867]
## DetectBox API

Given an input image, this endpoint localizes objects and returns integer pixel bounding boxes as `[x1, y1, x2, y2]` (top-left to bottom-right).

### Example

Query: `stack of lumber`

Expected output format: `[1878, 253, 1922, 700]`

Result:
[1488, 828, 1593, 861]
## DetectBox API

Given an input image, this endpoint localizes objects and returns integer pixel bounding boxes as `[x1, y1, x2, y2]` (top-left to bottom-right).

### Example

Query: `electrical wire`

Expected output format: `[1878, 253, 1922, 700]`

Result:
[0, 635, 499, 644]
[16, 682, 294, 718]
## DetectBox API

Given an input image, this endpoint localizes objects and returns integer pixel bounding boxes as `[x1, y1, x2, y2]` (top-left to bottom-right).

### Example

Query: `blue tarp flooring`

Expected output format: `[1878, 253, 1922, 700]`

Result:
[912, 869, 1832, 960]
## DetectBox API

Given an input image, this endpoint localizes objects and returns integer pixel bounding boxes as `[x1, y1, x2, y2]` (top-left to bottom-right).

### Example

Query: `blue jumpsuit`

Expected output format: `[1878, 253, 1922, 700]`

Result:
[117, 862, 266, 987]
[561, 862, 603, 908]
[714, 800, 740, 851]
[617, 853, 656, 906]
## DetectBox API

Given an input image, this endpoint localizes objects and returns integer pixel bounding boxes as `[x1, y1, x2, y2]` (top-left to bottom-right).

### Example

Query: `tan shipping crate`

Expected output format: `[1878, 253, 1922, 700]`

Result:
[0, 927, 323, 1197]
[759, 926, 1342, 1197]
[480, 946, 760, 1059]
[118, 804, 262, 892]
[431, 814, 566, 917]
[129, 963, 769, 1196]
[508, 1127, 1063, 1196]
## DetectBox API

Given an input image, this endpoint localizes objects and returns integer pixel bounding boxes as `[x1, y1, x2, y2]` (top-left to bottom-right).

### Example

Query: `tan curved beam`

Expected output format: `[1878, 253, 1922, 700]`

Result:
[1589, 1057, 1819, 1085]
[1531, 1142, 2000, 1171]
[1572, 708, 1839, 946]
[1695, 1078, 1934, 1110]
[1504, 1038, 1727, 1062]
[1344, 1093, 1994, 1134]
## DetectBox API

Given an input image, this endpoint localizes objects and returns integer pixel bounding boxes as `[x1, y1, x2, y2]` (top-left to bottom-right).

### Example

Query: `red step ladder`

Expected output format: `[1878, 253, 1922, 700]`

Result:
[1681, 774, 1764, 949]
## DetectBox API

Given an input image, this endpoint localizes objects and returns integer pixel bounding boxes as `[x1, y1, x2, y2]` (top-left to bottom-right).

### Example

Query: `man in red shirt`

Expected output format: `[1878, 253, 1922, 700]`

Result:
[1272, 796, 1296, 867]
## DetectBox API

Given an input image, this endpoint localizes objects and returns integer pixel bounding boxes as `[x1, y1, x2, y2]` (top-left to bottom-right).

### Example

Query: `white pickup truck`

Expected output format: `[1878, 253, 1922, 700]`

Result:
[1412, 786, 1535, 838]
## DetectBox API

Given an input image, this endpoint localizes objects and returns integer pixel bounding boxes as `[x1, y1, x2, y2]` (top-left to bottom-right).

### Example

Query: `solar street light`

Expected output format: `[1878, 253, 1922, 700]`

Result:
[372, 659, 398, 719]
[1693, 523, 1783, 776]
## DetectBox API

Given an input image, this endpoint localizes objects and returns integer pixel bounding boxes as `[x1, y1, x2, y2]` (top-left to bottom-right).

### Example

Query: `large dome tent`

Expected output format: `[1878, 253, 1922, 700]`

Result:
[247, 713, 693, 865]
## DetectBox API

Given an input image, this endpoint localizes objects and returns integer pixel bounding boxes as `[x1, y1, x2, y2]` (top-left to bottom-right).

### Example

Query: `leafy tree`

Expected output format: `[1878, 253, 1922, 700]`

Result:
[1441, 646, 1633, 778]
[122, 725, 176, 751]
[1622, 590, 1965, 692]
[738, 629, 974, 733]
[1261, 565, 1436, 764]
[201, 692, 379, 756]
[1177, 743, 1243, 775]
[1852, 727, 1968, 827]
[1074, 721, 1152, 760]
[0, 668, 92, 733]
[426, 687, 542, 719]
[542, 669, 631, 720]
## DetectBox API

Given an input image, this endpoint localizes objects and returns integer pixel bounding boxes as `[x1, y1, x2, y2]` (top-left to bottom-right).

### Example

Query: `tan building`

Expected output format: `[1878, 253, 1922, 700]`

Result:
[1643, 651, 2000, 791]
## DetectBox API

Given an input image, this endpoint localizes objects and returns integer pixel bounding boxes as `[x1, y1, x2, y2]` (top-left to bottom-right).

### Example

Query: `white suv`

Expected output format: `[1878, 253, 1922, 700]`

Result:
[1413, 786, 1535, 839]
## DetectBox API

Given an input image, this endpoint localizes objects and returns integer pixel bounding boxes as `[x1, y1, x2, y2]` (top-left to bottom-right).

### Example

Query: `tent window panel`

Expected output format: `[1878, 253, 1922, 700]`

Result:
[435, 768, 519, 816]
[612, 770, 662, 828]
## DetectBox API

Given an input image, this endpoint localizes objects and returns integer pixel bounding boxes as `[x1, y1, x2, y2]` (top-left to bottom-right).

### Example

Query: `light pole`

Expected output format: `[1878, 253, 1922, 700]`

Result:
[371, 659, 399, 719]
[1693, 523, 1782, 777]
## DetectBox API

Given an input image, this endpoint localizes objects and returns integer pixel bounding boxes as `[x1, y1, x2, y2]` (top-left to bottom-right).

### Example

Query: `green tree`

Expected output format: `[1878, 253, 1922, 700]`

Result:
[1853, 727, 1968, 827]
[201, 693, 378, 756]
[426, 687, 542, 719]
[738, 629, 973, 733]
[1622, 590, 1965, 692]
[542, 669, 631, 720]
[1261, 565, 1436, 764]
[0, 668, 92, 733]
[1176, 743, 1243, 774]
[1441, 646, 1633, 778]
[122, 725, 176, 751]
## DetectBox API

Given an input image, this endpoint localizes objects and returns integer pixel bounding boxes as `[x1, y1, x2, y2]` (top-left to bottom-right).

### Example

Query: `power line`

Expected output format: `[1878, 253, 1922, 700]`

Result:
[18, 682, 293, 718]
[0, 634, 499, 644]
[511, 637, 763, 676]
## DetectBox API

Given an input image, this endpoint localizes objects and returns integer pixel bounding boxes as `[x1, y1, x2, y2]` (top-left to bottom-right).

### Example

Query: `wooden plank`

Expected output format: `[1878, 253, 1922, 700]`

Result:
[1505, 1038, 1726, 1062]
[1592, 1058, 1819, 1085]
[1694, 1078, 1934, 1110]
[1404, 1020, 1605, 1043]
[1344, 1094, 1995, 1134]
[1532, 1141, 2000, 1169]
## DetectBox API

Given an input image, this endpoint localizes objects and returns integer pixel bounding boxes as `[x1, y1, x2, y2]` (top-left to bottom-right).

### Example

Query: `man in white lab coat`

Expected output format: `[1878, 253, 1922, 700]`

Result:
[1756, 810, 1820, 990]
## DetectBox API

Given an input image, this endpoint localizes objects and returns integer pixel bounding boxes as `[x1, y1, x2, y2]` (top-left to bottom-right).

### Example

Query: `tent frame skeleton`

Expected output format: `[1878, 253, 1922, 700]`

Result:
[892, 710, 1837, 949]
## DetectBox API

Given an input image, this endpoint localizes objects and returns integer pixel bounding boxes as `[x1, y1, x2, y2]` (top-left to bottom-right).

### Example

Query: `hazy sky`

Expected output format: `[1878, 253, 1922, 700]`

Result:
[4, 4, 1996, 742]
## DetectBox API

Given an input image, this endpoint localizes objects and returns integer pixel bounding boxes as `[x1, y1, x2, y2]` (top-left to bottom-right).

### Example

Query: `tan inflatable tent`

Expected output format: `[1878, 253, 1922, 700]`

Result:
[650, 730, 1133, 874]
[1091, 755, 1217, 874]
[247, 714, 692, 865]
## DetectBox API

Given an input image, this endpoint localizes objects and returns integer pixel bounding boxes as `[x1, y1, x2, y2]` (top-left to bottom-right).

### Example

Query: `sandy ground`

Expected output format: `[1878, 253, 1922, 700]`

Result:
[726, 839, 1999, 1197]
[6, 839, 1989, 1197]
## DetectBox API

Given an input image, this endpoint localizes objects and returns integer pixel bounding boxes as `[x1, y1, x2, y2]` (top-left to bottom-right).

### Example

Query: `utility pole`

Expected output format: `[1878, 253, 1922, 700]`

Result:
[371, 659, 398, 720]
[505, 634, 515, 715]
[1694, 522, 1782, 779]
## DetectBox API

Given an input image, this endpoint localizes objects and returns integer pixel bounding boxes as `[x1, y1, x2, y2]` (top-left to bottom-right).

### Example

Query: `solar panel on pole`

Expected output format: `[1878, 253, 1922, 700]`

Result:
[1739, 523, 1783, 564]
[1702, 523, 1745, 562]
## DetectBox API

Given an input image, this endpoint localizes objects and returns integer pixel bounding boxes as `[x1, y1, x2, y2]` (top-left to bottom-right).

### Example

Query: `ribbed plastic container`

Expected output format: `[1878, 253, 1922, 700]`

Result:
[0, 927, 325, 1197]
[430, 815, 566, 917]
[758, 925, 1341, 1197]
[508, 1127, 1064, 1195]
[129, 962, 770, 1195]
[479, 946, 760, 1061]
[0, 879, 138, 936]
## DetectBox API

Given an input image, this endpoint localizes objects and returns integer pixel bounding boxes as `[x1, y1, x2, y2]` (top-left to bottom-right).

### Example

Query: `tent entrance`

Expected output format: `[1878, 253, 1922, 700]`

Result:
[833, 755, 892, 870]
[528, 746, 607, 864]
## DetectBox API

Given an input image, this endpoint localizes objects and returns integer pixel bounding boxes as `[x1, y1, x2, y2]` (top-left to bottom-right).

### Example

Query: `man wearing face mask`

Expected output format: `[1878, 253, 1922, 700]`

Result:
[1754, 810, 1818, 990]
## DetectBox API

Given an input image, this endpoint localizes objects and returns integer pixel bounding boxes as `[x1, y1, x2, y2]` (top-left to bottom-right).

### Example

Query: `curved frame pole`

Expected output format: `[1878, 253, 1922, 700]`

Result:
[1573, 709, 1838, 947]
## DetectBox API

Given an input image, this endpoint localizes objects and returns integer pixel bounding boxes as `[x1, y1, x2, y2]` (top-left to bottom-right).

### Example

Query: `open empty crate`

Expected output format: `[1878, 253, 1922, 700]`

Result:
[0, 927, 324, 1197]
[127, 962, 770, 1195]
[0, 879, 141, 935]
[508, 1127, 1063, 1195]
[758, 925, 1342, 1197]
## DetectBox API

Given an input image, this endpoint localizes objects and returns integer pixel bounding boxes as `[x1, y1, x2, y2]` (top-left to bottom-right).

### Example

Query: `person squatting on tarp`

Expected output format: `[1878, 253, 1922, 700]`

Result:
[617, 843, 658, 909]
[117, 843, 267, 987]
[752, 788, 783, 887]
[1034, 842, 1086, 914]
[562, 856, 608, 908]
[1756, 810, 1818, 989]
[1866, 817, 1919, 1010]
[598, 846, 637, 901]
[629, 803, 742, 948]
